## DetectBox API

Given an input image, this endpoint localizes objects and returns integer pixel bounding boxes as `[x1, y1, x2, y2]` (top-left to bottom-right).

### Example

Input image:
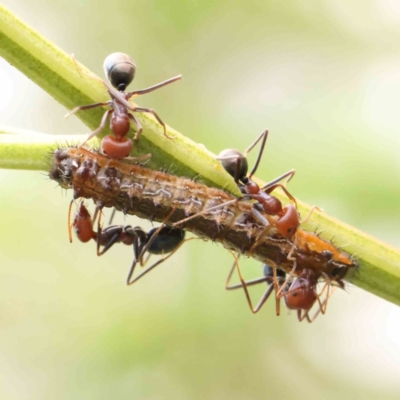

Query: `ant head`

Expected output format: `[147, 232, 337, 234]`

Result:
[104, 53, 136, 91]
[73, 202, 95, 243]
[330, 265, 348, 281]
[275, 204, 300, 238]
[218, 149, 248, 181]
[284, 269, 317, 311]
[101, 136, 133, 159]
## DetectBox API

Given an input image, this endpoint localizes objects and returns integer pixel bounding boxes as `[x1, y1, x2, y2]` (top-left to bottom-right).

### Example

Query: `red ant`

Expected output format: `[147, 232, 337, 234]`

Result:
[226, 260, 335, 323]
[68, 201, 187, 285]
[66, 52, 182, 159]
[217, 129, 302, 238]
[213, 129, 328, 320]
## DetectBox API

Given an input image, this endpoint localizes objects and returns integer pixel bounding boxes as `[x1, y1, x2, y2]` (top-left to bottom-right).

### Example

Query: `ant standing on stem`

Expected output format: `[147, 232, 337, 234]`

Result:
[66, 53, 182, 159]
[69, 201, 189, 285]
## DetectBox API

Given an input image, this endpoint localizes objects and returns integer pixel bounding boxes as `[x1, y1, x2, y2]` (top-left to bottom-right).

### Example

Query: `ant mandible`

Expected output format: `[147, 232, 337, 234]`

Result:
[66, 53, 182, 159]
[69, 201, 187, 285]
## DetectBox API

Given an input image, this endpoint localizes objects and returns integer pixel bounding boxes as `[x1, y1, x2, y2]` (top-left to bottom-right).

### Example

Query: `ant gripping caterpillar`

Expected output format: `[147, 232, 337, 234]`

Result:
[70, 201, 187, 285]
[214, 129, 354, 321]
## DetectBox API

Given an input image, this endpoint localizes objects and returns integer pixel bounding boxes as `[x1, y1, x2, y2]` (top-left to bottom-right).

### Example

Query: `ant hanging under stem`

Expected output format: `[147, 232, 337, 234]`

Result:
[68, 201, 190, 285]
[66, 52, 182, 159]
[282, 268, 332, 322]
[226, 258, 335, 323]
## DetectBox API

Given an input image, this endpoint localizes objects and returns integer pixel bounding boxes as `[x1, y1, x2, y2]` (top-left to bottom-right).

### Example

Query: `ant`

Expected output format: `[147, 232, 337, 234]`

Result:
[173, 129, 316, 238]
[190, 129, 325, 320]
[66, 52, 182, 159]
[217, 129, 302, 239]
[226, 259, 334, 323]
[68, 201, 188, 285]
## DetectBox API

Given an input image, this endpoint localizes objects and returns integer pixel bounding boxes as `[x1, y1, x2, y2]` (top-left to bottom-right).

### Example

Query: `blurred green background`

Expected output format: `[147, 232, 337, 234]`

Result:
[1, 1, 400, 399]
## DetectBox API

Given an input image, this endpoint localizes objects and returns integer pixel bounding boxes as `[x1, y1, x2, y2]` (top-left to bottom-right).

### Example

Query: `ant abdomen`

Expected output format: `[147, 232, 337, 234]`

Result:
[218, 149, 248, 180]
[262, 264, 286, 280]
[146, 226, 185, 255]
[104, 52, 136, 91]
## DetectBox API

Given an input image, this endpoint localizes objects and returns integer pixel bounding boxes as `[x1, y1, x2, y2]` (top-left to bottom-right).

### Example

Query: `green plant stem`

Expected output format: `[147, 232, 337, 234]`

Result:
[0, 5, 399, 307]
[0, 127, 88, 170]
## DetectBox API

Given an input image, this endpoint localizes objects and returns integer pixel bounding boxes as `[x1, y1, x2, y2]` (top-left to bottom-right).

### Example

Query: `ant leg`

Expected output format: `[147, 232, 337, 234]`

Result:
[127, 75, 182, 97]
[227, 253, 279, 314]
[300, 205, 321, 224]
[229, 253, 258, 314]
[247, 129, 269, 179]
[78, 109, 113, 148]
[271, 268, 293, 317]
[172, 198, 240, 227]
[68, 199, 74, 243]
[225, 261, 274, 290]
[96, 226, 125, 256]
[248, 208, 276, 255]
[126, 237, 196, 285]
[305, 279, 335, 323]
[299, 274, 334, 323]
[133, 107, 172, 139]
[262, 183, 297, 208]
[108, 208, 117, 225]
[276, 261, 297, 298]
[244, 129, 268, 156]
[65, 101, 110, 119]
[251, 207, 271, 229]
[260, 169, 296, 191]
[128, 113, 143, 141]
[297, 310, 311, 323]
[92, 206, 100, 226]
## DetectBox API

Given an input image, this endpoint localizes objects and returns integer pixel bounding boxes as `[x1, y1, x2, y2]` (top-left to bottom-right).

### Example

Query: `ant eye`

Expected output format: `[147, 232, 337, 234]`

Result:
[218, 149, 248, 180]
[104, 52, 136, 90]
